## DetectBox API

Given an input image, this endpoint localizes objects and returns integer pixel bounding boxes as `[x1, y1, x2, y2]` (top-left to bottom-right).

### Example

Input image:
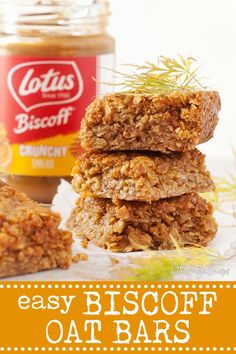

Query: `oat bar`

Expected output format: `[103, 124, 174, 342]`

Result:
[0, 181, 72, 278]
[80, 90, 220, 153]
[67, 193, 217, 252]
[72, 149, 214, 202]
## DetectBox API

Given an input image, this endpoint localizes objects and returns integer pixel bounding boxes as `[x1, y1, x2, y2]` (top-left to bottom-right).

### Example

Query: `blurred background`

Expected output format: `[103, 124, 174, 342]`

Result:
[109, 0, 236, 162]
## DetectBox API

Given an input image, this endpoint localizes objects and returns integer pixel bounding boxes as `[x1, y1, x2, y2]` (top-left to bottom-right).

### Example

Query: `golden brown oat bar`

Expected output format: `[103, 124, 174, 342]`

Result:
[0, 181, 72, 278]
[80, 90, 221, 153]
[67, 193, 217, 253]
[72, 149, 214, 202]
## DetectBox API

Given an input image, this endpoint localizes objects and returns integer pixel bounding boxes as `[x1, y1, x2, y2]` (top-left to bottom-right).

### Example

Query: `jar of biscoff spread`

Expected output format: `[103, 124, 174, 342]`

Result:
[0, 0, 115, 203]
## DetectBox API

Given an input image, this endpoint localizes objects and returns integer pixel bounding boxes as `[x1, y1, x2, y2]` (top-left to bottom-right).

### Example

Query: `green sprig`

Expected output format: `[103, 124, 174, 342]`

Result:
[204, 176, 236, 216]
[102, 55, 207, 95]
[119, 246, 224, 281]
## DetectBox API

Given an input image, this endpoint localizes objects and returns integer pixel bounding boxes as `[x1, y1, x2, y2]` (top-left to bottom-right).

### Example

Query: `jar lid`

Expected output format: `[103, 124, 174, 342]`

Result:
[0, 0, 110, 36]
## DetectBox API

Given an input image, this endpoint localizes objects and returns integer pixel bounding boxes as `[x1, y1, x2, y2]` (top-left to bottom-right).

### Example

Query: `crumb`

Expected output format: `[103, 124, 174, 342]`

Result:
[81, 239, 88, 249]
[110, 257, 119, 265]
[72, 253, 89, 263]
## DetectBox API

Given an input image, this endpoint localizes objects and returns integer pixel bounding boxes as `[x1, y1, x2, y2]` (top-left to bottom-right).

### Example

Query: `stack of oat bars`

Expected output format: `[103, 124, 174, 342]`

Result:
[68, 89, 221, 252]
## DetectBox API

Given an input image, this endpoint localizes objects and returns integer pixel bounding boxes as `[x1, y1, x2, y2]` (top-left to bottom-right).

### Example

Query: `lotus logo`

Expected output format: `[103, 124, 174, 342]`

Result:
[7, 61, 84, 112]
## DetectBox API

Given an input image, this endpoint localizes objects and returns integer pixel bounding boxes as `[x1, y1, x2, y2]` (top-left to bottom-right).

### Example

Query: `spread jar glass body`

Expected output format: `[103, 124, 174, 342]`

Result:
[0, 0, 115, 203]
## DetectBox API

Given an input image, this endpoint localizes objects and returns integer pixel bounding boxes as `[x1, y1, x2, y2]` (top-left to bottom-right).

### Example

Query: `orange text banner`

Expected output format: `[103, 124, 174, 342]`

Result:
[0, 282, 235, 353]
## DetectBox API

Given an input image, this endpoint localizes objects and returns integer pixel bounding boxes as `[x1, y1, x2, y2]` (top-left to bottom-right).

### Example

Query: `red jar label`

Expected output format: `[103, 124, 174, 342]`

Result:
[0, 55, 108, 176]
